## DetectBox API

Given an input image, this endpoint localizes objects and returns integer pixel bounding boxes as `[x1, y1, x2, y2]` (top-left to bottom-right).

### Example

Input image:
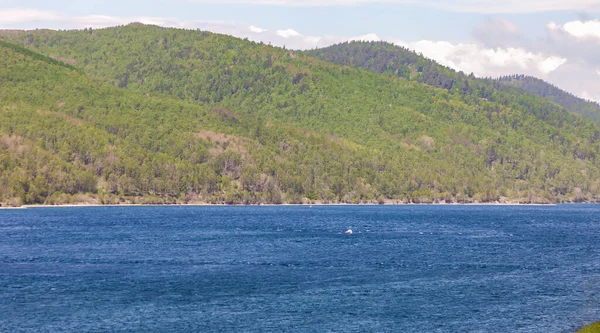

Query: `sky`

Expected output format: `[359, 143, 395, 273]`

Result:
[1, 0, 600, 102]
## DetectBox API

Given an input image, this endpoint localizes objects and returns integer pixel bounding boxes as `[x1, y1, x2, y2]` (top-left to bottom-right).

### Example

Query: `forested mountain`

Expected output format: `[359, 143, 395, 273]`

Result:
[1, 24, 600, 206]
[307, 41, 600, 122]
[495, 74, 600, 122]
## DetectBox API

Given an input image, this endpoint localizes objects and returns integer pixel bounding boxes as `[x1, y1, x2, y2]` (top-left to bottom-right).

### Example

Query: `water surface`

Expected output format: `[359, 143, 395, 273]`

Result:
[1, 205, 600, 332]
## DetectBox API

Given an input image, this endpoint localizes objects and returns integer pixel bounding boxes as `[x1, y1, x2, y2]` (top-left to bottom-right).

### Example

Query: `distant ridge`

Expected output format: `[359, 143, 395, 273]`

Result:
[307, 41, 600, 122]
[494, 74, 600, 122]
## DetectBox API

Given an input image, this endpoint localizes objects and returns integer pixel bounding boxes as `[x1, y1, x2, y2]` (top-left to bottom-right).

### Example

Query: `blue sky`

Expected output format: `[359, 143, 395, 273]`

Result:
[0, 0, 588, 39]
[1, 0, 600, 101]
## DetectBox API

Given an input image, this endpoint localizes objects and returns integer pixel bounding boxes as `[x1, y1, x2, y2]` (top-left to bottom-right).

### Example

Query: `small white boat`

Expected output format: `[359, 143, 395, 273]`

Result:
[344, 229, 353, 235]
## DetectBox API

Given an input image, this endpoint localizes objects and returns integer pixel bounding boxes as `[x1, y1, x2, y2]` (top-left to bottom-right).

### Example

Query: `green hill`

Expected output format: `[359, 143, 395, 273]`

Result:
[1, 24, 600, 206]
[496, 74, 600, 122]
[306, 41, 600, 122]
[0, 39, 380, 206]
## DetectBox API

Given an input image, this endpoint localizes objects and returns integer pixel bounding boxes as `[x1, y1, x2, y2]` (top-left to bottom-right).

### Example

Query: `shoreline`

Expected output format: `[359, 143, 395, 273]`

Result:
[0, 202, 584, 209]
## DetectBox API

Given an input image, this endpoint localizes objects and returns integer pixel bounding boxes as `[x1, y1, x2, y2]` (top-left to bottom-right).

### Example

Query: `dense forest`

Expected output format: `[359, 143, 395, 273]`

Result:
[0, 24, 599, 206]
[307, 41, 600, 123]
[495, 74, 600, 122]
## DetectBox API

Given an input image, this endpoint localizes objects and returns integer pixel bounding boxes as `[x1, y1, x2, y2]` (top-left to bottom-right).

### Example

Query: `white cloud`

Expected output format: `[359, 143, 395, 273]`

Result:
[179, 0, 600, 13]
[351, 33, 381, 42]
[546, 21, 559, 33]
[0, 8, 172, 29]
[582, 91, 600, 103]
[276, 28, 301, 38]
[249, 25, 266, 33]
[547, 19, 600, 41]
[538, 56, 567, 74]
[394, 40, 566, 78]
[70, 15, 136, 27]
[0, 8, 60, 24]
[563, 20, 600, 40]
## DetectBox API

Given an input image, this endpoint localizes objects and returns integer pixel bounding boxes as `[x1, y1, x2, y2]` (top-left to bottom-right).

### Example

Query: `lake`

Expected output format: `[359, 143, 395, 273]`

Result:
[1, 205, 600, 332]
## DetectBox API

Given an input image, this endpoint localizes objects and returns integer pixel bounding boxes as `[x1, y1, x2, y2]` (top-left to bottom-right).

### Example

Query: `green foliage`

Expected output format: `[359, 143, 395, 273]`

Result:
[0, 25, 600, 205]
[0, 40, 81, 72]
[307, 41, 600, 123]
[496, 74, 600, 122]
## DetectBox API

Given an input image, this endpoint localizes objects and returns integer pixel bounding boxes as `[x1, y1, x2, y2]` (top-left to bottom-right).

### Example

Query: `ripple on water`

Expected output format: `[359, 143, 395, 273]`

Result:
[1, 204, 599, 332]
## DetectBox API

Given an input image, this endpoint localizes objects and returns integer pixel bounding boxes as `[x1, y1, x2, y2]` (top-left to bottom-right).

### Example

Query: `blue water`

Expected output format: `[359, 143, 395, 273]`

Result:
[1, 205, 600, 332]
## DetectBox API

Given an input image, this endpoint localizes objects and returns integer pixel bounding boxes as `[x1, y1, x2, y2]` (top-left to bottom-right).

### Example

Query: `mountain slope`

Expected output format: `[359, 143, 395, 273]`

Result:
[306, 41, 600, 123]
[1, 25, 600, 205]
[495, 74, 600, 122]
[0, 40, 395, 206]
